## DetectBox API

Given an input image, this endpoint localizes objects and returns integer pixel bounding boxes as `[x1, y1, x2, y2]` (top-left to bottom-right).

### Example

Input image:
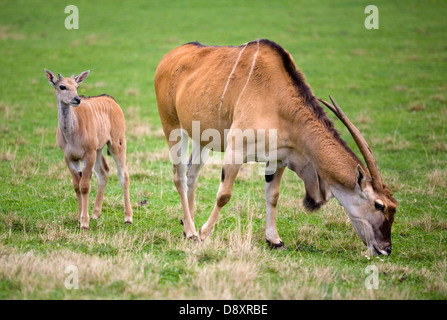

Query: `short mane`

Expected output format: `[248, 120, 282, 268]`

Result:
[80, 94, 116, 102]
[258, 39, 363, 166]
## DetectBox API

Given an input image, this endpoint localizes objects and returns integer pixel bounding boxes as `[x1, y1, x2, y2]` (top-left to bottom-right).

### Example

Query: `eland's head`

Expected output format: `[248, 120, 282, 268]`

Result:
[318, 96, 398, 256]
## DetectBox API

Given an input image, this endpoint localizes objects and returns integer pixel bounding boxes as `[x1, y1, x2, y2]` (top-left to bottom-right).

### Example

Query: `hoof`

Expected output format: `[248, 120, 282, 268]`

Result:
[80, 226, 89, 231]
[180, 219, 184, 225]
[189, 235, 199, 242]
[124, 216, 133, 224]
[199, 226, 213, 241]
[266, 240, 285, 250]
[137, 199, 148, 206]
[183, 231, 199, 241]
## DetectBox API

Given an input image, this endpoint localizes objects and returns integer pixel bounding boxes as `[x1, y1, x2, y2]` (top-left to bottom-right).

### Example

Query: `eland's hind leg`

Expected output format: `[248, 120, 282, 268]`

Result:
[186, 140, 210, 221]
[91, 149, 109, 220]
[108, 140, 133, 224]
[169, 129, 198, 239]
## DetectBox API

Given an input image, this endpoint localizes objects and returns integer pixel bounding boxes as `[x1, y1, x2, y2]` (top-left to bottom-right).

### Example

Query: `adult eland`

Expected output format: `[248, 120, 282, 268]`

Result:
[154, 39, 398, 256]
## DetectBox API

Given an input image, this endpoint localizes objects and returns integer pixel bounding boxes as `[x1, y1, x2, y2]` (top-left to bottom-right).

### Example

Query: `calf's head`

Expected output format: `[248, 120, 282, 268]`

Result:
[45, 69, 89, 106]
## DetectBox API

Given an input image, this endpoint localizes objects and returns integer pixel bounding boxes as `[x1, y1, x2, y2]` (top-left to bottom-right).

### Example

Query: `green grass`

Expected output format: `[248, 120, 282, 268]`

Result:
[0, 0, 446, 299]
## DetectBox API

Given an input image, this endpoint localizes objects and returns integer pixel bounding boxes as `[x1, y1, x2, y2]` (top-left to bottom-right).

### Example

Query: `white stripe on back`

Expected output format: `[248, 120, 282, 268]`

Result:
[219, 44, 248, 111]
[235, 39, 260, 107]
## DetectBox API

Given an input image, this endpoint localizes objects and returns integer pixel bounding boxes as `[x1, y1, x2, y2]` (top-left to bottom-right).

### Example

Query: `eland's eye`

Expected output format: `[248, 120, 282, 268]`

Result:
[374, 201, 385, 212]
[59, 85, 66, 90]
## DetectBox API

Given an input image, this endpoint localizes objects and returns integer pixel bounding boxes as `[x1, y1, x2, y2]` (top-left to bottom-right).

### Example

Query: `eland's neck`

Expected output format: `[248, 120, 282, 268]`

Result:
[300, 119, 362, 189]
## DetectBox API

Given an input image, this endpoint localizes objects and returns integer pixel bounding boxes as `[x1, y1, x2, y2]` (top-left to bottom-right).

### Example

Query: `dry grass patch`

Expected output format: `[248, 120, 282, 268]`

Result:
[430, 94, 445, 103]
[0, 25, 25, 40]
[421, 259, 447, 294]
[404, 214, 447, 233]
[191, 258, 262, 299]
[409, 101, 426, 112]
[371, 132, 411, 151]
[393, 85, 407, 92]
[124, 106, 165, 141]
[420, 168, 447, 195]
[128, 123, 152, 138]
[426, 168, 447, 189]
[431, 141, 447, 153]
[46, 160, 69, 180]
[0, 102, 23, 122]
[7, 155, 43, 185]
[355, 112, 373, 125]
[85, 34, 100, 46]
[407, 55, 420, 61]
[0, 244, 167, 299]
[131, 149, 170, 169]
[0, 143, 18, 162]
[382, 174, 405, 194]
[125, 88, 140, 97]
[351, 48, 366, 56]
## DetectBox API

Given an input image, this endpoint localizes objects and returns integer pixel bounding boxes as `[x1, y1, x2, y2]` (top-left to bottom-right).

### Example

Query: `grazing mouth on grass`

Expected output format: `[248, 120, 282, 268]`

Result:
[372, 244, 389, 256]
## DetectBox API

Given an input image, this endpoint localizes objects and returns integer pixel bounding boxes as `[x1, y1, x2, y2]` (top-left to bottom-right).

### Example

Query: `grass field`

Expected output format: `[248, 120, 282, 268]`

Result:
[0, 0, 446, 300]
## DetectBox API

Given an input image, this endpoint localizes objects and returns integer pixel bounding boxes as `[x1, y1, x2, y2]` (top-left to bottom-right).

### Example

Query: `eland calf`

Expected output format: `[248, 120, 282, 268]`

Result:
[154, 39, 398, 256]
[45, 69, 133, 229]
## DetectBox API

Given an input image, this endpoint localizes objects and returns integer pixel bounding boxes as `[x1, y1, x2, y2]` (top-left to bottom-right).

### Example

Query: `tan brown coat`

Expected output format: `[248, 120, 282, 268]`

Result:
[45, 70, 132, 229]
[154, 40, 397, 255]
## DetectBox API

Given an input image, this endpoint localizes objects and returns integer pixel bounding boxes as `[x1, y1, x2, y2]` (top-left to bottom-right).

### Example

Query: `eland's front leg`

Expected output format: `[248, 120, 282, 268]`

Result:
[199, 162, 242, 241]
[265, 165, 286, 249]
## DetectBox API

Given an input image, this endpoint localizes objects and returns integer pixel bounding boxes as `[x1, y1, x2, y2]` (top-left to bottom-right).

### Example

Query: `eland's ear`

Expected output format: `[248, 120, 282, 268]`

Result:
[75, 70, 90, 84]
[44, 69, 58, 87]
[356, 164, 367, 191]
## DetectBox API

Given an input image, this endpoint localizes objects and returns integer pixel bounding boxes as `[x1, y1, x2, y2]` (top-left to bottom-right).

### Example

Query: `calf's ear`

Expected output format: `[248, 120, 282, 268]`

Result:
[75, 70, 90, 84]
[44, 69, 58, 88]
